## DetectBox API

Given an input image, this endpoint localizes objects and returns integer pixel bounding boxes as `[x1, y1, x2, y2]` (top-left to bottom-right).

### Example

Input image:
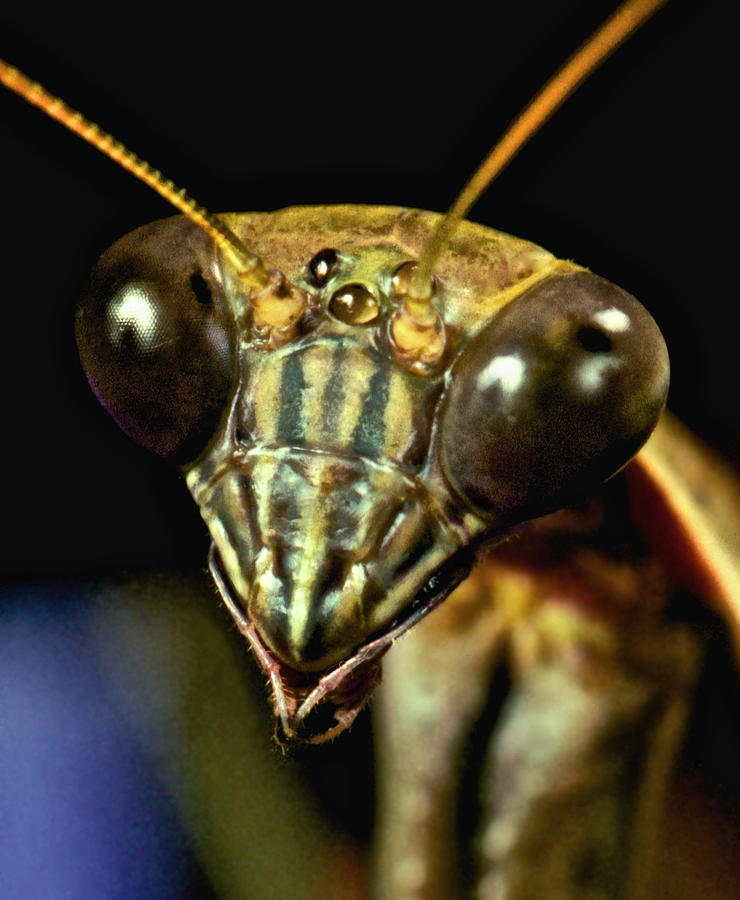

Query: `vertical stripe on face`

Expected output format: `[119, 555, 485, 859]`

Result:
[243, 336, 437, 468]
[276, 352, 307, 444]
[299, 340, 357, 447]
[351, 366, 390, 458]
[283, 462, 339, 656]
[318, 340, 349, 439]
[251, 354, 283, 443]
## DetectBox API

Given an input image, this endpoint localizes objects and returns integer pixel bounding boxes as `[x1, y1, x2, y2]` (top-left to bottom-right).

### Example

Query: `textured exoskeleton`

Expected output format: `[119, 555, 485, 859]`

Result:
[76, 205, 669, 742]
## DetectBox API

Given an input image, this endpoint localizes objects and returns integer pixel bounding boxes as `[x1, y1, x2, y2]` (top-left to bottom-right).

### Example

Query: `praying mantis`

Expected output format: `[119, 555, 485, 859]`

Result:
[1, 0, 737, 896]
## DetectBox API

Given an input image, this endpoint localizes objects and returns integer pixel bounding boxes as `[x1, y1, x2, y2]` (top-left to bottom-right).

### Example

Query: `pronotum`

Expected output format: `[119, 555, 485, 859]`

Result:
[1, 0, 737, 897]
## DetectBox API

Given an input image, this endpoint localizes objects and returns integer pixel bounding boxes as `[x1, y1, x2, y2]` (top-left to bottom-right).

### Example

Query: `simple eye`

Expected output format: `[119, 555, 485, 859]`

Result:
[307, 248, 339, 287]
[329, 283, 379, 324]
[75, 218, 236, 463]
[438, 271, 669, 525]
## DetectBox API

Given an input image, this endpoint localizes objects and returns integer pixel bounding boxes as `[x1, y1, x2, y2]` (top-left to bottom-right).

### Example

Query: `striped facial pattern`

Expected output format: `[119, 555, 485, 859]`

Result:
[77, 206, 669, 738]
[189, 332, 461, 672]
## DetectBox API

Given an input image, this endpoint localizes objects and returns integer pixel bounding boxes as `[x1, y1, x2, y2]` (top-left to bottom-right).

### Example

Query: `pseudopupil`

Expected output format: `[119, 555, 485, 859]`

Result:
[577, 325, 612, 353]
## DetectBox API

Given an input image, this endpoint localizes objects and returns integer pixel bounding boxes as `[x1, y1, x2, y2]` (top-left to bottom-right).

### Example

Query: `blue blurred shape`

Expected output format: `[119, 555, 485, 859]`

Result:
[0, 586, 194, 900]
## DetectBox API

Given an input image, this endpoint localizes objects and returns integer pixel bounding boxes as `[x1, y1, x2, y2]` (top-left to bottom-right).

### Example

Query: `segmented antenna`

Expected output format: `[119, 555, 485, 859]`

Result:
[408, 0, 669, 303]
[0, 59, 271, 291]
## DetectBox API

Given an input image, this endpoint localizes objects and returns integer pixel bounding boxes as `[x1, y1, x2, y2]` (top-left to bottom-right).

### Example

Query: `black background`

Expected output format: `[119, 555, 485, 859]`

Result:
[1, 5, 738, 893]
[1, 0, 734, 578]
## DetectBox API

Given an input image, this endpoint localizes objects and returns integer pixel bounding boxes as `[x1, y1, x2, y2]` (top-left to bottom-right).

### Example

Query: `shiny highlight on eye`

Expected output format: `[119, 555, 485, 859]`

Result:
[106, 283, 160, 352]
[476, 354, 525, 395]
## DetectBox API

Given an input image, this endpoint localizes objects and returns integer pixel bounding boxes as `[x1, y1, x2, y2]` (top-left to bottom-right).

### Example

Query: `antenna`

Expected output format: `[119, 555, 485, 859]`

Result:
[0, 59, 309, 337]
[407, 0, 669, 305]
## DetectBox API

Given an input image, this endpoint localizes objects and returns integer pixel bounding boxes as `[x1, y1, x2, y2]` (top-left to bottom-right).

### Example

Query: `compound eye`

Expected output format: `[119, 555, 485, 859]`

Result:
[438, 271, 669, 524]
[76, 218, 236, 463]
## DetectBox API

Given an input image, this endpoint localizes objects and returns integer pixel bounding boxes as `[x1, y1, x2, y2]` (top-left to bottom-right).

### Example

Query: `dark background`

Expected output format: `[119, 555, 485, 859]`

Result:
[1, 0, 733, 578]
[1, 4, 737, 897]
